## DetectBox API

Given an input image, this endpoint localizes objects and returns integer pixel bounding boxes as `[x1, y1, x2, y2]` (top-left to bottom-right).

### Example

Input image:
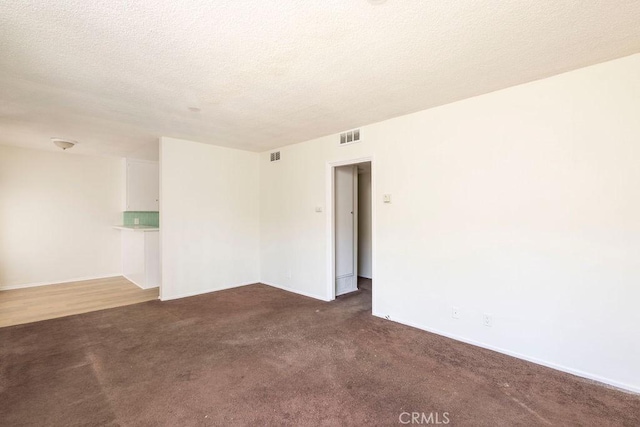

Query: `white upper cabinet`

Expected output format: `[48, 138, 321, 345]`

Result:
[126, 159, 159, 211]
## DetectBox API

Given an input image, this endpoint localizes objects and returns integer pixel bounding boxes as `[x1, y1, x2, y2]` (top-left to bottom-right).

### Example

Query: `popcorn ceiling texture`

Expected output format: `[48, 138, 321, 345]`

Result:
[0, 1, 639, 157]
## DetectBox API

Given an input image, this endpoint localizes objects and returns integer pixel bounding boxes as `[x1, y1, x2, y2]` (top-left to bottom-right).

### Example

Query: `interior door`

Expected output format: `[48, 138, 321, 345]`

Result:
[335, 165, 358, 296]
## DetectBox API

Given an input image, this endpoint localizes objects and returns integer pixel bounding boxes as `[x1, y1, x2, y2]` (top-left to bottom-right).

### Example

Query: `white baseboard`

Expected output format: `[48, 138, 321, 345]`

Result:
[0, 274, 122, 291]
[372, 312, 640, 395]
[261, 281, 330, 302]
[160, 281, 258, 301]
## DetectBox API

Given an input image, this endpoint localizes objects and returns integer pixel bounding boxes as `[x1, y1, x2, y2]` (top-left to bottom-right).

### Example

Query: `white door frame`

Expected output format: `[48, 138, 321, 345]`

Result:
[326, 156, 375, 309]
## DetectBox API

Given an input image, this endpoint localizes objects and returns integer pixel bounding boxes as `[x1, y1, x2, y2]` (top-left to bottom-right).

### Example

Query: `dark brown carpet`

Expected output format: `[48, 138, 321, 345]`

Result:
[1, 279, 639, 426]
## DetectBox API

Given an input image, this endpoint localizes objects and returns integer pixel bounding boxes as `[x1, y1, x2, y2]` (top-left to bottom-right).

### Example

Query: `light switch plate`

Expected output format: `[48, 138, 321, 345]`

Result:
[383, 194, 391, 203]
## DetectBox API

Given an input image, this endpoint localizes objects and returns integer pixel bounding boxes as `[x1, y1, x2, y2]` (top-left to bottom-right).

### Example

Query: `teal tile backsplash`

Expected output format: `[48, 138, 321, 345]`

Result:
[123, 211, 159, 227]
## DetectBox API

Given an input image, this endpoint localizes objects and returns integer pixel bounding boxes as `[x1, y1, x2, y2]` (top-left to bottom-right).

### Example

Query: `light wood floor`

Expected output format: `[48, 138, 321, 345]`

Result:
[0, 276, 159, 328]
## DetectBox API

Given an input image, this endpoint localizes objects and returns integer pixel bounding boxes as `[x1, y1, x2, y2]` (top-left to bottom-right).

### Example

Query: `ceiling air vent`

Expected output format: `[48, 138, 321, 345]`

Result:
[270, 151, 281, 162]
[339, 129, 361, 146]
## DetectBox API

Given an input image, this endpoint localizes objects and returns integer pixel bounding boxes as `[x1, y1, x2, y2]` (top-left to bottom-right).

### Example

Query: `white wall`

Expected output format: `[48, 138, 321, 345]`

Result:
[0, 145, 122, 289]
[259, 54, 640, 392]
[358, 171, 372, 279]
[160, 137, 260, 300]
[127, 141, 160, 162]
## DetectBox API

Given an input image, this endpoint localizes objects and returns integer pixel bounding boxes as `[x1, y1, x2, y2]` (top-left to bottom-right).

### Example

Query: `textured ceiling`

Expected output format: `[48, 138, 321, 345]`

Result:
[1, 1, 640, 157]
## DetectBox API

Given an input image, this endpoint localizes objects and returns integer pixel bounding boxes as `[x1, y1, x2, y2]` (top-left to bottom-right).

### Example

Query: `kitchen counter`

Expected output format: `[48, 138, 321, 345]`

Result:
[116, 226, 160, 289]
[113, 225, 159, 232]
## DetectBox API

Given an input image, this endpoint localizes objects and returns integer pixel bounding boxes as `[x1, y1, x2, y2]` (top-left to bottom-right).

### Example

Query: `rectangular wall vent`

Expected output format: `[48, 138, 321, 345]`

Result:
[339, 129, 361, 146]
[270, 151, 281, 162]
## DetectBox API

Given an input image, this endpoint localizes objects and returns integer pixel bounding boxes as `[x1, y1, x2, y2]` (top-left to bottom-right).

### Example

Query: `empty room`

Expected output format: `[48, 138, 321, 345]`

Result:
[1, 1, 640, 425]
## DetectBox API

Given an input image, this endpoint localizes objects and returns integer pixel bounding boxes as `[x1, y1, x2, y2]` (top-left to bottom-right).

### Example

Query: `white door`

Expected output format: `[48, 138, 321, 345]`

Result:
[127, 160, 159, 211]
[335, 165, 358, 296]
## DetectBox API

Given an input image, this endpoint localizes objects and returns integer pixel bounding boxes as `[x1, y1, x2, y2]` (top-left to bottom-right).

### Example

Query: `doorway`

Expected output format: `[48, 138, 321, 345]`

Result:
[328, 158, 373, 304]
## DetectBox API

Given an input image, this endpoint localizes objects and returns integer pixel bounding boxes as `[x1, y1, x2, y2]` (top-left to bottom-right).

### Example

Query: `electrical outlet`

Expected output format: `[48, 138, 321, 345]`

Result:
[286, 270, 292, 279]
[452, 307, 460, 319]
[134, 218, 139, 225]
[483, 313, 493, 327]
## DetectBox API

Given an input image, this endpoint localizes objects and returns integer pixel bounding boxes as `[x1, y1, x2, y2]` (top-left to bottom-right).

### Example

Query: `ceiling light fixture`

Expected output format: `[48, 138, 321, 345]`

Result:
[51, 138, 77, 150]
